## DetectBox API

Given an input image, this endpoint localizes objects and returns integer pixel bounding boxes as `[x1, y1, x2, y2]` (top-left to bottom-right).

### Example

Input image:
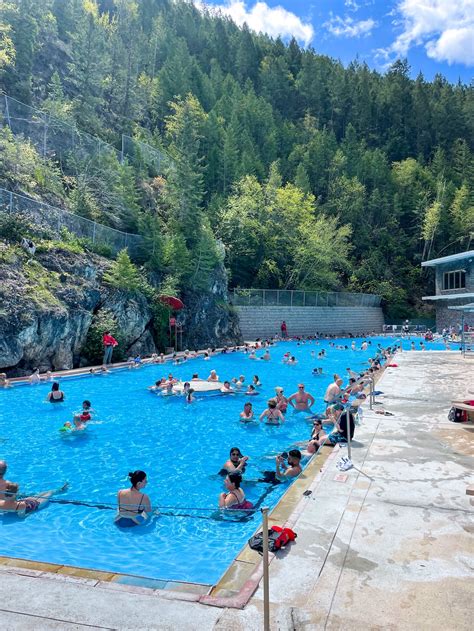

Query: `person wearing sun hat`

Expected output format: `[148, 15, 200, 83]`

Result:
[275, 386, 288, 413]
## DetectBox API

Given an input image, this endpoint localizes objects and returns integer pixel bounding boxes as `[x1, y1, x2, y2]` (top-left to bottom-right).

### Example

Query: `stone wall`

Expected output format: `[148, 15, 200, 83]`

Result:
[235, 306, 384, 339]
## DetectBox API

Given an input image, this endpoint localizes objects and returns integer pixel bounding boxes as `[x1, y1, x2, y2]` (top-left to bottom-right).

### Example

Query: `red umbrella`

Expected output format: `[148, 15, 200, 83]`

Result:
[159, 295, 184, 310]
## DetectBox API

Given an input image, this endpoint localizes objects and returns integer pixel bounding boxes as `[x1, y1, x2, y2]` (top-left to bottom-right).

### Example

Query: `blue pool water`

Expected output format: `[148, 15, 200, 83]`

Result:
[0, 337, 448, 583]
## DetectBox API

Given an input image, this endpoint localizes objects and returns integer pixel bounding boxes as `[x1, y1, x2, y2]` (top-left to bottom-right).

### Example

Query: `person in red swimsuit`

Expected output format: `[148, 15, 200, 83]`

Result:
[280, 321, 288, 338]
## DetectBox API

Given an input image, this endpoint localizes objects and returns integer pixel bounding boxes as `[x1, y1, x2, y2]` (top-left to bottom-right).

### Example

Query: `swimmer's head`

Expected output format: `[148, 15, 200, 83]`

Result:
[227, 472, 242, 488]
[244, 402, 252, 408]
[51, 381, 60, 391]
[267, 398, 277, 409]
[128, 470, 147, 489]
[83, 400, 91, 409]
[275, 386, 283, 393]
[0, 460, 7, 477]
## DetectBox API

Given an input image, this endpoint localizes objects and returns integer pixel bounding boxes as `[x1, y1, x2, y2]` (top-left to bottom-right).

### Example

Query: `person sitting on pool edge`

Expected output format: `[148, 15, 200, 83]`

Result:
[115, 470, 152, 527]
[0, 481, 68, 516]
[220, 448, 249, 475]
[327, 404, 355, 445]
[218, 472, 253, 510]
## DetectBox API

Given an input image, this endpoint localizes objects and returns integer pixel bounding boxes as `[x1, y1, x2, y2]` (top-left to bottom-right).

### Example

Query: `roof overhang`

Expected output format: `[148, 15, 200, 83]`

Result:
[421, 250, 474, 267]
[422, 293, 474, 301]
[448, 303, 474, 313]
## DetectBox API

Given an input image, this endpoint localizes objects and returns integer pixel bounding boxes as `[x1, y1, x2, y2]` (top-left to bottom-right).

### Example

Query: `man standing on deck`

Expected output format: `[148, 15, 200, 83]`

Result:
[102, 331, 118, 365]
[281, 321, 288, 338]
[288, 384, 315, 412]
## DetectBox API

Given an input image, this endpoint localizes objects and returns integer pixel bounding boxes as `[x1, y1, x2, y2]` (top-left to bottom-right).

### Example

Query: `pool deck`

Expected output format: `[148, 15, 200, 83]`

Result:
[1, 350, 473, 629]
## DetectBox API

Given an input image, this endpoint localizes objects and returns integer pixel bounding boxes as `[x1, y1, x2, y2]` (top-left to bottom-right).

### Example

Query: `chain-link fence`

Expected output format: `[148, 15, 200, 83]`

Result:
[121, 134, 172, 176]
[0, 188, 142, 257]
[0, 94, 172, 174]
[230, 288, 381, 307]
[0, 94, 122, 170]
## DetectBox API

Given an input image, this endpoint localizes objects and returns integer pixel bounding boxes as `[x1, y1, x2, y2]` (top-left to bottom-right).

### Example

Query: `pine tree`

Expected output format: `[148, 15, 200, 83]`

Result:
[103, 248, 143, 291]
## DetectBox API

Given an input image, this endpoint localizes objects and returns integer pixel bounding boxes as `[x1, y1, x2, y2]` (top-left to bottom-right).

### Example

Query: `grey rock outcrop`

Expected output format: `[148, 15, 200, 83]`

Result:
[0, 244, 155, 375]
[179, 264, 243, 350]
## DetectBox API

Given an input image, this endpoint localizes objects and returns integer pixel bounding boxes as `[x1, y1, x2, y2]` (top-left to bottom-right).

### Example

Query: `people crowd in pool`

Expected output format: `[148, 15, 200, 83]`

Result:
[0, 334, 399, 522]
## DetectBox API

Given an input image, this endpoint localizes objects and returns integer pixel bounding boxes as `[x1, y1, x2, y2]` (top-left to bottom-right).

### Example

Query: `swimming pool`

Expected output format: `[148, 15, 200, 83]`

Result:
[0, 337, 448, 584]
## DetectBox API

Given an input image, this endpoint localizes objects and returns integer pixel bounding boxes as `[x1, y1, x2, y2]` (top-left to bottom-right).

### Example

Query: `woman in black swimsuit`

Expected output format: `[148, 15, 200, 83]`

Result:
[115, 470, 152, 527]
[46, 381, 65, 403]
[307, 420, 327, 453]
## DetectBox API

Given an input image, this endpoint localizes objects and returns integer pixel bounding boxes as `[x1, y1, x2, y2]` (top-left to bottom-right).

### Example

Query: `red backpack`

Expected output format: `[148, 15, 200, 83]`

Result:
[248, 526, 297, 553]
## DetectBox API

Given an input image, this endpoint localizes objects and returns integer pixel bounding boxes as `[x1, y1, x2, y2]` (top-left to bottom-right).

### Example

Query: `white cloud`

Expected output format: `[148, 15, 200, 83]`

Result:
[324, 14, 377, 38]
[386, 0, 474, 66]
[195, 1, 314, 46]
[344, 0, 361, 10]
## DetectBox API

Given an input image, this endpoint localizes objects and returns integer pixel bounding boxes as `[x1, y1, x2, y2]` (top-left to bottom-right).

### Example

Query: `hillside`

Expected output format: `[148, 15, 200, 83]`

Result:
[0, 0, 473, 321]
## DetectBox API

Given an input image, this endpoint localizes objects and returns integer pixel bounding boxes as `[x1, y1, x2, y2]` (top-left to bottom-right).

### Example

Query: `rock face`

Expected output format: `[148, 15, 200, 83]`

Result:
[0, 244, 156, 376]
[0, 245, 242, 375]
[179, 264, 243, 350]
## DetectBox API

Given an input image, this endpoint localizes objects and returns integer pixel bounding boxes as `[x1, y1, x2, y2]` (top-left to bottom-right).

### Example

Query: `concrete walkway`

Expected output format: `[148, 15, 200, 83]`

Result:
[1, 351, 473, 630]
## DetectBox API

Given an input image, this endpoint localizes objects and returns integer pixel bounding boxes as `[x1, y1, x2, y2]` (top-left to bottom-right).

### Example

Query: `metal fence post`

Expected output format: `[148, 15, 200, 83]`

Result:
[261, 507, 270, 631]
[4, 95, 11, 128]
[345, 408, 352, 460]
[43, 116, 48, 157]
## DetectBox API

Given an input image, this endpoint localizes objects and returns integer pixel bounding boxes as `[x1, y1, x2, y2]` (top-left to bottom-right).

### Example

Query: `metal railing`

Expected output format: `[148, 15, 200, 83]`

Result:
[230, 289, 381, 307]
[0, 188, 142, 256]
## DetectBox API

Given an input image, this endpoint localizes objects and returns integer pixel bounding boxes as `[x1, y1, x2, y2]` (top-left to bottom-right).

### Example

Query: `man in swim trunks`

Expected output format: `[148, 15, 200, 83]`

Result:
[288, 384, 315, 412]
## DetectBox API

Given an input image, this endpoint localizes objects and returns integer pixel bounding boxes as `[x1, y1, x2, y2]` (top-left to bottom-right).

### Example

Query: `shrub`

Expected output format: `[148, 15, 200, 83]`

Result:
[81, 310, 125, 365]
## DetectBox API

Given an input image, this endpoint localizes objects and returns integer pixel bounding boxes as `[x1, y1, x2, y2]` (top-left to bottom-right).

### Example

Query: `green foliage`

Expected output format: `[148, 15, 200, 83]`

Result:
[1, 0, 473, 317]
[103, 248, 143, 292]
[0, 211, 34, 242]
[22, 259, 63, 309]
[82, 309, 125, 365]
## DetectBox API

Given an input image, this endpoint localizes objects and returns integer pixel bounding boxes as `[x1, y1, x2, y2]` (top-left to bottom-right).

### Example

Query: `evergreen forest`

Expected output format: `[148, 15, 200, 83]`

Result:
[1, 0, 473, 319]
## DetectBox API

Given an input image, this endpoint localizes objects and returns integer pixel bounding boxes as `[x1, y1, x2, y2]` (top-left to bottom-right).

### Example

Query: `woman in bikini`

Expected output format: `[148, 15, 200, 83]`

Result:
[46, 381, 65, 403]
[218, 473, 252, 510]
[259, 399, 285, 424]
[0, 481, 68, 516]
[307, 420, 328, 453]
[115, 470, 152, 527]
[275, 387, 288, 413]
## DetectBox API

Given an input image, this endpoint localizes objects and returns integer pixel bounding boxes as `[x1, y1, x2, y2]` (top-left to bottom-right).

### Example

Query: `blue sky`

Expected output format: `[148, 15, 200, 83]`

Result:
[196, 1, 474, 83]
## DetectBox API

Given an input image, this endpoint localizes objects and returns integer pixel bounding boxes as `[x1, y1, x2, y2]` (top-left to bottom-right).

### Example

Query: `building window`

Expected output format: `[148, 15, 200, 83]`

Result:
[443, 270, 466, 290]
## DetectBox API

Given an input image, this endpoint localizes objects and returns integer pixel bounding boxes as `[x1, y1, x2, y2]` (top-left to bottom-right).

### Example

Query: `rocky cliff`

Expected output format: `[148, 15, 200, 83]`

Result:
[0, 242, 242, 376]
[179, 264, 242, 350]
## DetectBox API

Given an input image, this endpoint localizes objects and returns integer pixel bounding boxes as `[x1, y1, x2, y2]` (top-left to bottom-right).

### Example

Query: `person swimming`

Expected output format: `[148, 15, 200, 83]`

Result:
[115, 470, 152, 528]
